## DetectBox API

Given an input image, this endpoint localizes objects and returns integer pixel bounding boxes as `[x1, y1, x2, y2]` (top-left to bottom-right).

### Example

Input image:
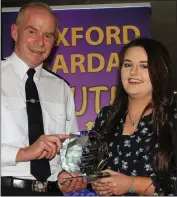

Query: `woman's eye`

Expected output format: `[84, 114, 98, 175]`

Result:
[124, 63, 132, 67]
[140, 64, 148, 69]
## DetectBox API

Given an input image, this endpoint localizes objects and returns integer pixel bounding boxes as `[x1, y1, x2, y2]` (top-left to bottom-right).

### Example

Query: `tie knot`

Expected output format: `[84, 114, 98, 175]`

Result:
[27, 68, 36, 78]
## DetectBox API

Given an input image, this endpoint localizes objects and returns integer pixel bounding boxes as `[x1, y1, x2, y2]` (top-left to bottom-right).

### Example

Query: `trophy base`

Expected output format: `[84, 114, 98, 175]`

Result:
[60, 172, 110, 185]
[86, 172, 110, 181]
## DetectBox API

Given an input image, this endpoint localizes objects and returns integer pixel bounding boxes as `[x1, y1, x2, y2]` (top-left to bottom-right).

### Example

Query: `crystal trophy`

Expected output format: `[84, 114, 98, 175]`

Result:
[60, 130, 110, 185]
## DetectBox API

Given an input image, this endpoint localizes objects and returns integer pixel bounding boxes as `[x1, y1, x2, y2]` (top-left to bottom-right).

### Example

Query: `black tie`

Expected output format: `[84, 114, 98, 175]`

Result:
[25, 68, 51, 181]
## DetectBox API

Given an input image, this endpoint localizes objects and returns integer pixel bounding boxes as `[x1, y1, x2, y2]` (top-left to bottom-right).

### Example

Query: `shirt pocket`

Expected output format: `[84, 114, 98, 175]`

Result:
[2, 97, 27, 122]
[1, 97, 28, 143]
[2, 96, 26, 110]
[41, 102, 67, 135]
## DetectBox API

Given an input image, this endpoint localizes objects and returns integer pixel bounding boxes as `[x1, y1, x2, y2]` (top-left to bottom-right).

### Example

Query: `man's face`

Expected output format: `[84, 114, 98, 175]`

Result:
[11, 8, 57, 67]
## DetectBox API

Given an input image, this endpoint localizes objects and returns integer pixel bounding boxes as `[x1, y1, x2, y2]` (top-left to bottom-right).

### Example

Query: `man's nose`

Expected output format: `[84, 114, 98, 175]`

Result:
[38, 34, 44, 46]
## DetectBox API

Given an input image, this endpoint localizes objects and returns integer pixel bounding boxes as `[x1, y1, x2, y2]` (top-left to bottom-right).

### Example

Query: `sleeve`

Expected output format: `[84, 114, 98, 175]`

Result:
[150, 148, 177, 195]
[169, 105, 177, 195]
[150, 173, 163, 195]
[65, 85, 78, 135]
[166, 103, 177, 195]
[1, 105, 20, 166]
[1, 144, 20, 167]
[168, 162, 177, 195]
[151, 105, 177, 196]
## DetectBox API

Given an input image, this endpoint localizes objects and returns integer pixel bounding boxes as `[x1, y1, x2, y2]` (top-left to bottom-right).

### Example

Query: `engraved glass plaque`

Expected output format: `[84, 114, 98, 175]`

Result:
[60, 130, 110, 184]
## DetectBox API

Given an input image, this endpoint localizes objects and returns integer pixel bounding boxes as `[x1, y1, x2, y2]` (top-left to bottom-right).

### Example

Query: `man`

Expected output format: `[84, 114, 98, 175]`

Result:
[1, 2, 86, 196]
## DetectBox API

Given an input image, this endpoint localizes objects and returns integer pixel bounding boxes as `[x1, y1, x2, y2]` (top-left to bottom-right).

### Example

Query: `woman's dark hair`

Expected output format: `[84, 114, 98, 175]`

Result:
[104, 37, 175, 193]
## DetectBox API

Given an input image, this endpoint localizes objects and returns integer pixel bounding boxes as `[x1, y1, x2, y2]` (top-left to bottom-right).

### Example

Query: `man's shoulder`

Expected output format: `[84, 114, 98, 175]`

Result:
[41, 68, 70, 87]
[1, 56, 12, 71]
[1, 56, 10, 64]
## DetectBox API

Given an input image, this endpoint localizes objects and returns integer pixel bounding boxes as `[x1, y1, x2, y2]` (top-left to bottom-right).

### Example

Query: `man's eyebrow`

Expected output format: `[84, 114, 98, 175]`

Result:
[25, 25, 55, 36]
[26, 25, 55, 36]
[25, 25, 37, 31]
[45, 32, 55, 36]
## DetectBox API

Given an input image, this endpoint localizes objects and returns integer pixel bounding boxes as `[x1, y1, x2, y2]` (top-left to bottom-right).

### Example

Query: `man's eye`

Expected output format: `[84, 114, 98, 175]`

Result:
[29, 30, 35, 34]
[45, 34, 54, 40]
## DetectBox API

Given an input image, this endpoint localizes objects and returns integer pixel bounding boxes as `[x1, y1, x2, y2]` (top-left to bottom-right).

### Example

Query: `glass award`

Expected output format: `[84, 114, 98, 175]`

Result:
[60, 130, 110, 185]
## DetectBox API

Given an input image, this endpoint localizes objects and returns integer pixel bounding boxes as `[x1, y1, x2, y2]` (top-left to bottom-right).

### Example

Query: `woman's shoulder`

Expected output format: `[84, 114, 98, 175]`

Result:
[92, 106, 111, 132]
[100, 105, 111, 112]
[98, 105, 111, 117]
[94, 106, 111, 124]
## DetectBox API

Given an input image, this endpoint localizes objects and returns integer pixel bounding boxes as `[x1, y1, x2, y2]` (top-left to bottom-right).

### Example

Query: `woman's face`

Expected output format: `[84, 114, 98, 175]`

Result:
[121, 46, 152, 100]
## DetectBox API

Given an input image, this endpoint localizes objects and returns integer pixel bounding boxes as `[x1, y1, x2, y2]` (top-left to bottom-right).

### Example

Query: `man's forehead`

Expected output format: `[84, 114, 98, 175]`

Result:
[17, 7, 57, 35]
[22, 9, 55, 25]
[24, 7, 53, 19]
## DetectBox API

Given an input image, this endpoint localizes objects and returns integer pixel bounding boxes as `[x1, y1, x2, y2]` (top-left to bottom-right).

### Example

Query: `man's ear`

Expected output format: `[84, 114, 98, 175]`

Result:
[11, 24, 18, 41]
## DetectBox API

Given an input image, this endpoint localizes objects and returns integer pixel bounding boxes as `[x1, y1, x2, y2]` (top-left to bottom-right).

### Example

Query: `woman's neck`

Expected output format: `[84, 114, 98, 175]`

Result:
[128, 97, 152, 117]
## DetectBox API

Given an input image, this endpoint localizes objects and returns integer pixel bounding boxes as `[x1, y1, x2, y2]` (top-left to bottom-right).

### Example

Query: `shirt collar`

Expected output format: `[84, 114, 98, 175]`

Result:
[10, 52, 43, 82]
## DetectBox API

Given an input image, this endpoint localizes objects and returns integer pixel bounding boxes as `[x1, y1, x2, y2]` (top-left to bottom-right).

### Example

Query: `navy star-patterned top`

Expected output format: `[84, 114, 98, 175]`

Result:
[92, 106, 177, 196]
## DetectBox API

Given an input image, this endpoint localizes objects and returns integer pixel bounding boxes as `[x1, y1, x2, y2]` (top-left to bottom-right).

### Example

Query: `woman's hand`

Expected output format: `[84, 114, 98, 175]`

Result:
[91, 169, 132, 196]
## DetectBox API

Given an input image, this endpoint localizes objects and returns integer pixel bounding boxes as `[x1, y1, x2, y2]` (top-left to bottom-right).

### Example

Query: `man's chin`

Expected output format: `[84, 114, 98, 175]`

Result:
[27, 60, 43, 68]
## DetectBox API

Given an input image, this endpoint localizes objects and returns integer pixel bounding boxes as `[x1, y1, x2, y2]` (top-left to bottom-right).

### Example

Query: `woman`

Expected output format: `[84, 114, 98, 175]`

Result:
[90, 37, 177, 196]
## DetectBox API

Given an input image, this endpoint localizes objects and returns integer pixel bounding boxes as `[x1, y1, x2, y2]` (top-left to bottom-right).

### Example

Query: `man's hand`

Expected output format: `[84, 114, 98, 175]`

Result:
[16, 134, 69, 162]
[58, 171, 87, 193]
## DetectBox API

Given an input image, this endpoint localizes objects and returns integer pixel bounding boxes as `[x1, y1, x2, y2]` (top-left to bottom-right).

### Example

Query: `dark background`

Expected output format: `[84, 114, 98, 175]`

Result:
[2, 0, 176, 91]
